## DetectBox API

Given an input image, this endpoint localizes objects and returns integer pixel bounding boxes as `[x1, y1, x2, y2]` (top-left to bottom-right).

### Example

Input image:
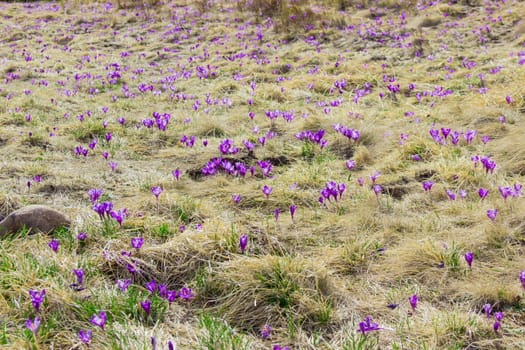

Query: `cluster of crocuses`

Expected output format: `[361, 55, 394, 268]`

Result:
[74, 131, 113, 161]
[429, 127, 479, 146]
[351, 84, 372, 104]
[319, 181, 346, 205]
[294, 129, 327, 147]
[264, 109, 295, 122]
[257, 160, 273, 178]
[498, 183, 522, 201]
[333, 123, 360, 142]
[201, 157, 249, 177]
[444, 188, 468, 201]
[483, 304, 505, 333]
[7, 0, 524, 347]
[25, 289, 46, 338]
[140, 112, 171, 131]
[26, 174, 41, 191]
[25, 287, 91, 346]
[179, 134, 196, 147]
[74, 145, 89, 157]
[88, 243, 196, 341]
[89, 189, 127, 226]
[141, 279, 194, 306]
[471, 155, 497, 175]
[120, 244, 195, 301]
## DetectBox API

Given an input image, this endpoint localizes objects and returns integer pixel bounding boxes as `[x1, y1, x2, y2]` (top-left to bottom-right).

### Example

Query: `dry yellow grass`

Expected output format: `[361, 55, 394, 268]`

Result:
[1, 0, 525, 349]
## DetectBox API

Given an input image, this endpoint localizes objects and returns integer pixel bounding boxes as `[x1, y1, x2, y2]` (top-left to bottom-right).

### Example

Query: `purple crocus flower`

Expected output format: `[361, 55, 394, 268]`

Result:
[166, 290, 177, 303]
[242, 139, 255, 151]
[78, 329, 92, 344]
[116, 279, 131, 292]
[519, 270, 525, 290]
[239, 234, 248, 254]
[493, 311, 503, 333]
[110, 209, 126, 226]
[513, 183, 522, 197]
[370, 171, 380, 183]
[90, 311, 107, 330]
[463, 129, 477, 144]
[105, 132, 112, 142]
[29, 289, 46, 312]
[93, 201, 113, 220]
[131, 237, 144, 250]
[158, 284, 167, 299]
[262, 185, 273, 198]
[274, 208, 279, 221]
[77, 232, 87, 241]
[357, 177, 364, 186]
[260, 324, 271, 339]
[450, 131, 460, 145]
[498, 186, 513, 201]
[140, 300, 151, 316]
[483, 303, 492, 318]
[88, 139, 97, 150]
[478, 188, 489, 200]
[290, 204, 296, 221]
[445, 189, 456, 201]
[126, 262, 138, 275]
[358, 316, 381, 335]
[172, 168, 180, 181]
[218, 139, 238, 155]
[87, 188, 102, 203]
[464, 252, 473, 269]
[73, 268, 84, 285]
[409, 294, 418, 312]
[422, 181, 433, 192]
[178, 286, 194, 301]
[145, 280, 156, 294]
[373, 184, 382, 198]
[345, 159, 355, 171]
[273, 346, 290, 350]
[26, 316, 40, 335]
[232, 194, 241, 205]
[151, 186, 162, 200]
[481, 156, 496, 174]
[486, 209, 498, 221]
[48, 239, 59, 253]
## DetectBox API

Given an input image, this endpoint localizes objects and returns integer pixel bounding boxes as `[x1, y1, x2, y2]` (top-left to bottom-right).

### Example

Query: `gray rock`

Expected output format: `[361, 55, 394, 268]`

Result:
[0, 205, 70, 237]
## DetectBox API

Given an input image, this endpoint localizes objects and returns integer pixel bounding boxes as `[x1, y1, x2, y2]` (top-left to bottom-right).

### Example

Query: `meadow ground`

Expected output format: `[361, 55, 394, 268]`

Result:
[1, 0, 525, 349]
